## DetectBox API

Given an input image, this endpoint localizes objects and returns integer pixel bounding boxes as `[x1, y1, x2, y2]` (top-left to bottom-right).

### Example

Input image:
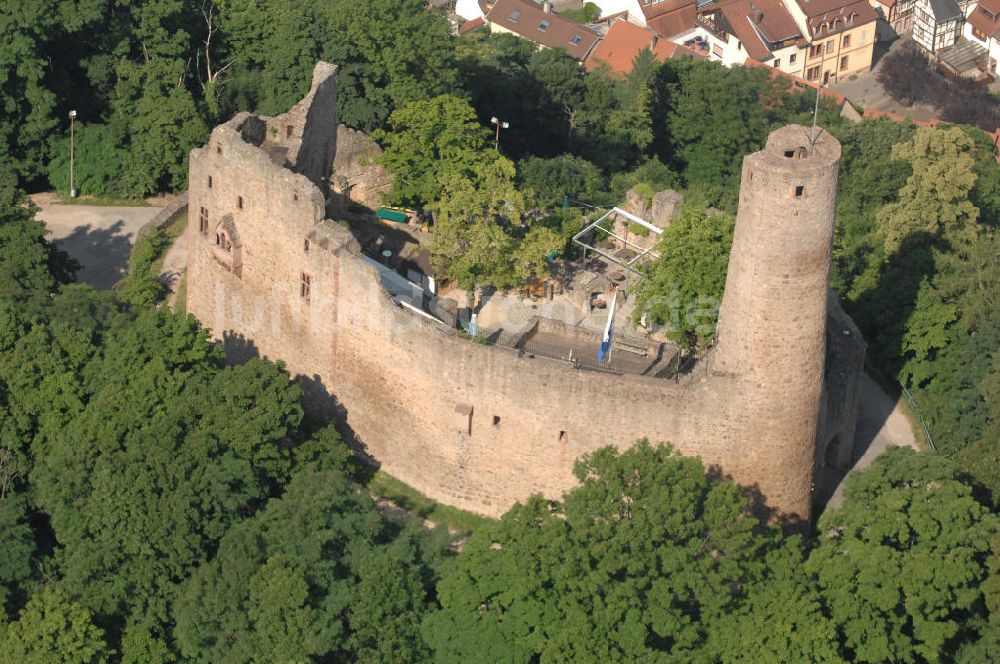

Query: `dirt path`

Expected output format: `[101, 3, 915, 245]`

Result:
[159, 228, 188, 308]
[817, 373, 920, 511]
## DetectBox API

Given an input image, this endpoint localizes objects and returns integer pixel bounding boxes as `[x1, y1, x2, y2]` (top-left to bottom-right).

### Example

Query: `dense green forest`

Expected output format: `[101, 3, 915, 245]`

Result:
[3, 1, 1000, 661]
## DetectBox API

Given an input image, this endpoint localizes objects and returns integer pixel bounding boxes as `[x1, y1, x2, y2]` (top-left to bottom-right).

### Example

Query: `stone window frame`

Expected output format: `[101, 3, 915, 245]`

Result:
[199, 207, 209, 234]
[216, 229, 233, 252]
[300, 271, 312, 302]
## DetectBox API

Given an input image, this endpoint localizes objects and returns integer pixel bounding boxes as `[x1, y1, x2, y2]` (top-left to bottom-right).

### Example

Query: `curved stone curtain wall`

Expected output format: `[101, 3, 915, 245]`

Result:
[186, 63, 845, 523]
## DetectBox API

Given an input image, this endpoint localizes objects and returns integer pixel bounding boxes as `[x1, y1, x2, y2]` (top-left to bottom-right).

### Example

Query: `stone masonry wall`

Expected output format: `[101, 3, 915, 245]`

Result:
[185, 63, 854, 522]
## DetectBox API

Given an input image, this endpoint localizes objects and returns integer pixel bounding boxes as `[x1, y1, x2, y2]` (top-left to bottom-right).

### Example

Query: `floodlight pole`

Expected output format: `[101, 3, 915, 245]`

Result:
[809, 85, 822, 153]
[68, 110, 77, 198]
[490, 116, 510, 151]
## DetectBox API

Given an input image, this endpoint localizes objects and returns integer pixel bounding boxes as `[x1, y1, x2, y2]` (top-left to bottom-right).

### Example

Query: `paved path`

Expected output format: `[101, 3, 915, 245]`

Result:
[37, 204, 162, 290]
[160, 228, 188, 307]
[817, 373, 920, 512]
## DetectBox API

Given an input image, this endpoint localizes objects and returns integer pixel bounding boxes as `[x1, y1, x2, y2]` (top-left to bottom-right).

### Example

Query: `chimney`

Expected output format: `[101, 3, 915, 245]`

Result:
[543, 1, 552, 13]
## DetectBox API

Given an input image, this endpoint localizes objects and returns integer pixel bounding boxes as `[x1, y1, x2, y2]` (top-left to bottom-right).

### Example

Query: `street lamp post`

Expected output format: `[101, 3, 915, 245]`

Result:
[490, 116, 510, 152]
[68, 110, 77, 198]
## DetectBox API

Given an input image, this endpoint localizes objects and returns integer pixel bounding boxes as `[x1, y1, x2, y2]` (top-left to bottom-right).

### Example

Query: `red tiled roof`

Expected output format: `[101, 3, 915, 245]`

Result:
[980, 0, 1000, 14]
[713, 0, 802, 61]
[585, 19, 657, 72]
[486, 0, 601, 60]
[459, 16, 486, 34]
[646, 4, 699, 38]
[969, 5, 1000, 38]
[585, 18, 704, 73]
[804, 0, 879, 39]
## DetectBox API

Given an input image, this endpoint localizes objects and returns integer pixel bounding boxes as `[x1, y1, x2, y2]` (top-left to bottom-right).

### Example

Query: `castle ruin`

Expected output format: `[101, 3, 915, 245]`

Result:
[185, 63, 864, 522]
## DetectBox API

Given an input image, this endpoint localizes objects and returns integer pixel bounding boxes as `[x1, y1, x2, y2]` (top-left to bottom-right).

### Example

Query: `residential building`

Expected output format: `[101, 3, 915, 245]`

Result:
[784, 0, 880, 83]
[964, 0, 1000, 71]
[868, 0, 917, 35]
[647, 0, 877, 83]
[585, 17, 703, 72]
[645, 0, 728, 62]
[913, 0, 967, 52]
[456, 0, 488, 21]
[485, 0, 602, 59]
[695, 0, 808, 76]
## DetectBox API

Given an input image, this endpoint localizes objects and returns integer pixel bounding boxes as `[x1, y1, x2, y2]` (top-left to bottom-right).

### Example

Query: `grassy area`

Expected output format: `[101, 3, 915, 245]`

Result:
[561, 2, 600, 23]
[56, 194, 150, 207]
[365, 470, 495, 534]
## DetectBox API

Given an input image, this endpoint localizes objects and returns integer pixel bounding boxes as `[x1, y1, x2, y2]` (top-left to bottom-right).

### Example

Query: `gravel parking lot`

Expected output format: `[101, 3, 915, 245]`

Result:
[36, 203, 163, 289]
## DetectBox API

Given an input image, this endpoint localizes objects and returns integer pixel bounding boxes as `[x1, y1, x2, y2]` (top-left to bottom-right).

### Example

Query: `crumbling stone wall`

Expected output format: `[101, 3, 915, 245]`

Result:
[185, 63, 863, 523]
[330, 125, 392, 211]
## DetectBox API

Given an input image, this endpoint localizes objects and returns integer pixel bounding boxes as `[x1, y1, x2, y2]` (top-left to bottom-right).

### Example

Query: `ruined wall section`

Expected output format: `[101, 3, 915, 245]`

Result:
[331, 125, 392, 211]
[265, 62, 339, 192]
[186, 117, 765, 519]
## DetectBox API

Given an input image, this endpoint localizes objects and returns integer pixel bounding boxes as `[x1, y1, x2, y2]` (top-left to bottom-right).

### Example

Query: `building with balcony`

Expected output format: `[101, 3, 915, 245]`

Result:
[964, 0, 1000, 73]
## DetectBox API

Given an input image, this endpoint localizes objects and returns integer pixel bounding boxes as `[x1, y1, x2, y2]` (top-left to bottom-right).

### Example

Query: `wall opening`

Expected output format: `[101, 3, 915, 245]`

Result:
[794, 185, 805, 198]
[237, 195, 244, 210]
[492, 415, 501, 427]
[300, 272, 311, 302]
[208, 175, 213, 188]
[199, 207, 209, 234]
[454, 404, 473, 435]
[304, 238, 310, 253]
[559, 431, 568, 444]
[286, 125, 294, 138]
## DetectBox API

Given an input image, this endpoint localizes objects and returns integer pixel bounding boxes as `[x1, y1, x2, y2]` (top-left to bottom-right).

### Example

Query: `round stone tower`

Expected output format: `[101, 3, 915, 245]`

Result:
[712, 125, 841, 522]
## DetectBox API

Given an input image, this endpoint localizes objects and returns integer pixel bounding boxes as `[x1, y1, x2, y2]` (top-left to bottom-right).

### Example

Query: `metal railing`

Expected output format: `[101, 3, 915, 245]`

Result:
[900, 385, 938, 453]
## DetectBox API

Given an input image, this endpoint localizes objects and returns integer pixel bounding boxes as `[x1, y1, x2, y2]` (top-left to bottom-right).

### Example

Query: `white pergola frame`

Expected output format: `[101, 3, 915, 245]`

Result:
[571, 207, 662, 277]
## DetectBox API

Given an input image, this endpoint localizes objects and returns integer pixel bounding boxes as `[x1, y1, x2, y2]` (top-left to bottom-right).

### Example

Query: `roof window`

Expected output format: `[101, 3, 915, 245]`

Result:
[571, 34, 582, 45]
[509, 9, 520, 21]
[539, 20, 550, 31]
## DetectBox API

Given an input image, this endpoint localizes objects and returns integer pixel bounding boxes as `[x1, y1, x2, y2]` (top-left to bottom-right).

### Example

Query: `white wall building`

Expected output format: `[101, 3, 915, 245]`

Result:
[964, 0, 1000, 73]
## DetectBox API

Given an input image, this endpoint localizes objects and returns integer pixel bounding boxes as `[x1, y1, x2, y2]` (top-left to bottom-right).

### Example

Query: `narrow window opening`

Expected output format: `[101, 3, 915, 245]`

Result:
[207, 175, 213, 188]
[300, 272, 311, 301]
[237, 195, 244, 210]
[794, 185, 805, 198]
[199, 207, 209, 234]
[304, 238, 310, 253]
[216, 145, 222, 155]
[784, 150, 795, 158]
[559, 431, 568, 444]
[286, 125, 293, 138]
[293, 192, 299, 202]
[492, 415, 501, 427]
